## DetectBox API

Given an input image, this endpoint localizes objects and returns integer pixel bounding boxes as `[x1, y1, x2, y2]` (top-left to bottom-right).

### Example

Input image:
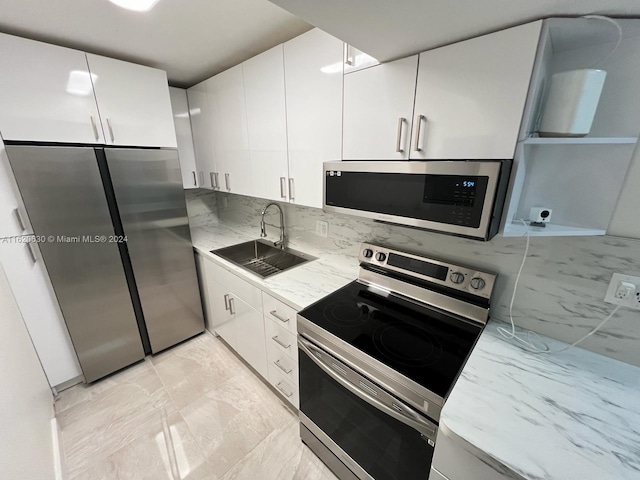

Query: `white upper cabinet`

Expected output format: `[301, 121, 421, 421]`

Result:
[343, 55, 419, 160]
[209, 65, 252, 196]
[0, 33, 105, 144]
[86, 53, 177, 148]
[187, 78, 217, 188]
[243, 45, 290, 201]
[284, 29, 343, 208]
[169, 87, 198, 189]
[411, 22, 542, 159]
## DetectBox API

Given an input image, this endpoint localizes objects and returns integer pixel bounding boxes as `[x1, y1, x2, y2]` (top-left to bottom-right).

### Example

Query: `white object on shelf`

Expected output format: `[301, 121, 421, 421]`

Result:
[539, 69, 607, 137]
[523, 136, 637, 145]
[529, 207, 552, 223]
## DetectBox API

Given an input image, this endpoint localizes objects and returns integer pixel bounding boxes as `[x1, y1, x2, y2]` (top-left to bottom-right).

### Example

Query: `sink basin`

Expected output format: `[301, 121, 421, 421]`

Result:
[211, 239, 315, 279]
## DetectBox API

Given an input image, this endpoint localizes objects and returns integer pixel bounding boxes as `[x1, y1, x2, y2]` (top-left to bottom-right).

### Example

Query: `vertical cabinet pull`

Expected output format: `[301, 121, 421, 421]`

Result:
[225, 173, 231, 192]
[214, 173, 219, 190]
[12, 208, 26, 232]
[396, 117, 406, 153]
[106, 118, 115, 143]
[344, 44, 353, 66]
[210, 172, 215, 188]
[413, 115, 426, 152]
[228, 297, 235, 315]
[90, 116, 100, 141]
[288, 178, 295, 201]
[25, 242, 37, 264]
[280, 177, 287, 199]
[192, 171, 197, 186]
[223, 294, 230, 311]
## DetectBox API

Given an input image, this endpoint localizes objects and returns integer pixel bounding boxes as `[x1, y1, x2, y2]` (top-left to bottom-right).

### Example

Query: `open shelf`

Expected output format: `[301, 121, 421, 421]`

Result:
[503, 222, 607, 237]
[523, 137, 637, 145]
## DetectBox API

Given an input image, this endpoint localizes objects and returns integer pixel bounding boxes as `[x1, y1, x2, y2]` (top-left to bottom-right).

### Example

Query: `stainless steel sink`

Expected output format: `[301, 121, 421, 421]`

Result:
[211, 239, 315, 279]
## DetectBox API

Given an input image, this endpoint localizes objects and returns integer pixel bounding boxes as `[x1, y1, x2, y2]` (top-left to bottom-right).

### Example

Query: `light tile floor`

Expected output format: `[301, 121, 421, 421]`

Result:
[55, 332, 339, 480]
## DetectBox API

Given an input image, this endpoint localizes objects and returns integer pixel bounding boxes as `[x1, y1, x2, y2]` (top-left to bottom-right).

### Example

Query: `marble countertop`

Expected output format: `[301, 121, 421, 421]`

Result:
[190, 224, 357, 310]
[442, 321, 640, 480]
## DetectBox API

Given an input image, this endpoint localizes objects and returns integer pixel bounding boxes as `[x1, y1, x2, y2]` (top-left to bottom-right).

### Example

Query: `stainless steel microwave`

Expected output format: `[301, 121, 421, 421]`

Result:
[323, 160, 512, 241]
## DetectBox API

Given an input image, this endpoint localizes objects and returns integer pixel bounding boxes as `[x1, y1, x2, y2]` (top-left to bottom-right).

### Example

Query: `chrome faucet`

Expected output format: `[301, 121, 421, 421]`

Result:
[260, 202, 286, 249]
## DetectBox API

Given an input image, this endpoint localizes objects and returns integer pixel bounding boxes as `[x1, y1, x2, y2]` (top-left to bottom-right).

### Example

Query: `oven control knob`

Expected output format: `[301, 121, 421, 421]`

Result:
[450, 272, 465, 284]
[363, 248, 374, 259]
[375, 252, 387, 262]
[470, 277, 486, 290]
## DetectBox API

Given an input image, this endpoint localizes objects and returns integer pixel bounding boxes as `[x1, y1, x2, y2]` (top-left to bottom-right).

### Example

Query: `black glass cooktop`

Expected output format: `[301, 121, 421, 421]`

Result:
[299, 280, 482, 398]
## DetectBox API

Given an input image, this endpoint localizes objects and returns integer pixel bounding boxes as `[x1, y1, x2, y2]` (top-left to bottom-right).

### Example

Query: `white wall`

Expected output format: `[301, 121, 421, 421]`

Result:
[0, 264, 57, 480]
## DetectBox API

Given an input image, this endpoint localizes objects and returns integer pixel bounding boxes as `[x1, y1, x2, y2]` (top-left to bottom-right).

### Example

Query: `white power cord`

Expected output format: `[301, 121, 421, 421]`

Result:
[581, 15, 623, 69]
[497, 219, 622, 354]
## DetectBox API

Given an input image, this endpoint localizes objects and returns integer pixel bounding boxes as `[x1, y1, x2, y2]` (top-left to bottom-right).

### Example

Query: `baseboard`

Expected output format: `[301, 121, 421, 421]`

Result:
[51, 417, 65, 480]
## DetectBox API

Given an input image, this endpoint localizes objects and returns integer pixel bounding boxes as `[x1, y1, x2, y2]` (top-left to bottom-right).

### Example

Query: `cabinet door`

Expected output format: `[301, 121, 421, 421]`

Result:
[343, 55, 418, 160]
[411, 22, 542, 160]
[187, 78, 217, 189]
[244, 45, 289, 201]
[0, 237, 82, 387]
[0, 33, 104, 144]
[209, 65, 252, 196]
[86, 53, 177, 148]
[208, 278, 236, 350]
[231, 296, 268, 379]
[169, 87, 199, 189]
[1, 142, 33, 239]
[284, 29, 343, 208]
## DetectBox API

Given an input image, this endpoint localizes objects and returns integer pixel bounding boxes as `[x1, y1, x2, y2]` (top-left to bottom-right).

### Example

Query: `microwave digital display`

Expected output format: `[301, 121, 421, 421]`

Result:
[423, 175, 485, 208]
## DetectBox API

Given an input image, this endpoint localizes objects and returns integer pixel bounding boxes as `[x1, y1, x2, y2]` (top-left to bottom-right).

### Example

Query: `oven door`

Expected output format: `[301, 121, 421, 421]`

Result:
[298, 336, 437, 480]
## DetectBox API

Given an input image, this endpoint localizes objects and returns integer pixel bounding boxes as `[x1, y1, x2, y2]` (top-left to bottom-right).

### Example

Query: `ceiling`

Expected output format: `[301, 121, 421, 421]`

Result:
[0, 0, 311, 88]
[268, 0, 640, 63]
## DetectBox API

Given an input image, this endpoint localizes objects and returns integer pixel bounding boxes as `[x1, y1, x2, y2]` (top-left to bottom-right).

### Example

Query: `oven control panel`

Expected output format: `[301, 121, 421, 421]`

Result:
[358, 243, 496, 300]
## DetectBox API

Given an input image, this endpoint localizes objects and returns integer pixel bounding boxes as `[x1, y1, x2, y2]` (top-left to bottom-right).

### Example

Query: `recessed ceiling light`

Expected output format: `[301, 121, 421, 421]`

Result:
[108, 0, 160, 12]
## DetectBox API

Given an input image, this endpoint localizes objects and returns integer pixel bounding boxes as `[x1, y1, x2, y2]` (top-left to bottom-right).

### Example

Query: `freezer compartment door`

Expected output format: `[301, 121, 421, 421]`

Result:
[105, 148, 204, 353]
[6, 145, 145, 383]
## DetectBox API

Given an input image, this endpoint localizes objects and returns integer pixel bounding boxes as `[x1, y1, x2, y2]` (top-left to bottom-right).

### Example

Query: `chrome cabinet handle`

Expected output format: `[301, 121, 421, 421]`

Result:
[223, 294, 230, 311]
[298, 337, 437, 439]
[106, 118, 115, 143]
[213, 172, 219, 190]
[288, 178, 295, 201]
[228, 297, 235, 315]
[225, 173, 230, 192]
[274, 360, 292, 374]
[192, 171, 197, 186]
[279, 177, 287, 199]
[210, 172, 215, 188]
[90, 115, 99, 141]
[413, 115, 426, 152]
[272, 335, 290, 349]
[25, 242, 37, 264]
[12, 208, 26, 232]
[343, 43, 353, 66]
[270, 310, 289, 323]
[396, 117, 406, 153]
[275, 382, 293, 398]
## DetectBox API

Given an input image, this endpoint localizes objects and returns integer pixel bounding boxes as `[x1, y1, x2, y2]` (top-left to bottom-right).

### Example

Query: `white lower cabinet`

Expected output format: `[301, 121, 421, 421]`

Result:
[196, 252, 300, 408]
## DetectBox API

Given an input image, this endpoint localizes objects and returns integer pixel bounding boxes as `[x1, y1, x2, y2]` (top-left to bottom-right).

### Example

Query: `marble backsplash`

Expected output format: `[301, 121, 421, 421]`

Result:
[185, 189, 640, 367]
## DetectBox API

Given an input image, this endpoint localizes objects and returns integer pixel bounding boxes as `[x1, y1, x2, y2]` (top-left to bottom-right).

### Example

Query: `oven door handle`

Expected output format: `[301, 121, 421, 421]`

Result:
[298, 338, 437, 439]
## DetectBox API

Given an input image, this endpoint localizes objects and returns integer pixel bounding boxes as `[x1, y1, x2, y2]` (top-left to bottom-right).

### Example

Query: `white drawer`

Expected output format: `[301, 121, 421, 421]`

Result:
[266, 340, 298, 385]
[265, 317, 297, 361]
[268, 364, 299, 409]
[204, 256, 262, 309]
[262, 292, 297, 333]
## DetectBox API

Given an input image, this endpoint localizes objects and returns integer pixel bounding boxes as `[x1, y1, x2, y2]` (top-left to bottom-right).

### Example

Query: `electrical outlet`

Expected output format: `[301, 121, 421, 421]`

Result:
[315, 220, 328, 238]
[604, 273, 640, 310]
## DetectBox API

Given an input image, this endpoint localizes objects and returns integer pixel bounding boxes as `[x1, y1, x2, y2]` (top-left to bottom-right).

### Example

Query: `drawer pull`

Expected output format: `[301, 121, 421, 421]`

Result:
[274, 359, 292, 374]
[223, 294, 230, 311]
[272, 335, 291, 349]
[270, 310, 289, 323]
[276, 382, 293, 398]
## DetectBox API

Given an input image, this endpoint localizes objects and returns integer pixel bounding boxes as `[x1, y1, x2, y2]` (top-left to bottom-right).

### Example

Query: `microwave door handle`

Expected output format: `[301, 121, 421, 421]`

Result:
[298, 338, 437, 439]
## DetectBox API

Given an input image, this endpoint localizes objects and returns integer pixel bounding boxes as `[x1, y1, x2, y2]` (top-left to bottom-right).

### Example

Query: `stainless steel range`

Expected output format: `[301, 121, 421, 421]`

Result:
[297, 243, 496, 480]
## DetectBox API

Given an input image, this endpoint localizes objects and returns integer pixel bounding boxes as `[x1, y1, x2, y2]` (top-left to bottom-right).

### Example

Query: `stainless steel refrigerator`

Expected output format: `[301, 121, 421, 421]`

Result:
[6, 144, 204, 382]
